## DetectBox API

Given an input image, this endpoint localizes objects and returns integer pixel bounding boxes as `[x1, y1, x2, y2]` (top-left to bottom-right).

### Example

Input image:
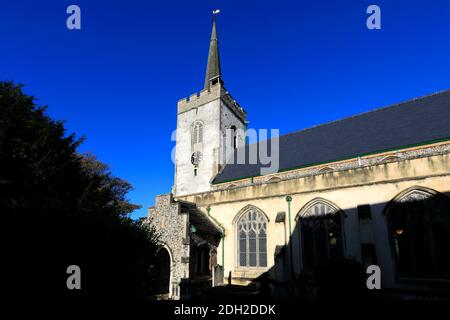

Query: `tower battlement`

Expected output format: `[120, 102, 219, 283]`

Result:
[177, 83, 246, 122]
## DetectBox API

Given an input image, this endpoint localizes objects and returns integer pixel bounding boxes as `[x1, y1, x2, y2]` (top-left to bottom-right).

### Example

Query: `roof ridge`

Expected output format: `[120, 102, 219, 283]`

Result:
[280, 89, 450, 140]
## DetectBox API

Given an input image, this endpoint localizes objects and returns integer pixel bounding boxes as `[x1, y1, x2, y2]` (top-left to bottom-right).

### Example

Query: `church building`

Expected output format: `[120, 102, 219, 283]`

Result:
[147, 17, 450, 300]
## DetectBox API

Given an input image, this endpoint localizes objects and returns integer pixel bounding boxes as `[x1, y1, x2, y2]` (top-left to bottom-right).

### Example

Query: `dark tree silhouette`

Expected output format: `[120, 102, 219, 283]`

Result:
[0, 81, 159, 302]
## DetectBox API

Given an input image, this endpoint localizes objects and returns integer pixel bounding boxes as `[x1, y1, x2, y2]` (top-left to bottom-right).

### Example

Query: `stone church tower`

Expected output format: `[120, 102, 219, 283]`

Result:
[173, 17, 246, 196]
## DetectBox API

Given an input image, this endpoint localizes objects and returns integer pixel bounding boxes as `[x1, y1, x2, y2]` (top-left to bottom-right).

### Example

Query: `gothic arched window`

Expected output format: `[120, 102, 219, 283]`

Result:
[297, 199, 344, 270]
[386, 188, 450, 279]
[237, 208, 268, 268]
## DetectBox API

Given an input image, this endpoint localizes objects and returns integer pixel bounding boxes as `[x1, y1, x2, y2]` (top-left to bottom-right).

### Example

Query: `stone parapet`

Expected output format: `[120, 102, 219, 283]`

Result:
[177, 83, 246, 123]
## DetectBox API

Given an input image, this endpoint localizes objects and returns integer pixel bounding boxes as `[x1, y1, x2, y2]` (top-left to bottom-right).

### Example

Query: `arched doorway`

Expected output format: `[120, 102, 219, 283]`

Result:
[154, 248, 171, 295]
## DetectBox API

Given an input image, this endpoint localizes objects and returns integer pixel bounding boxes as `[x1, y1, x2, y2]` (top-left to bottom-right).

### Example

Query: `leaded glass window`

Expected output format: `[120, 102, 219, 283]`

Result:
[237, 209, 268, 268]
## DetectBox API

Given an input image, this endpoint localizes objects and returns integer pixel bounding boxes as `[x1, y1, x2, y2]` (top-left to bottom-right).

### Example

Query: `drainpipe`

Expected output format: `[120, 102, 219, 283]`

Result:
[285, 196, 294, 288]
[286, 196, 292, 236]
[222, 233, 225, 269]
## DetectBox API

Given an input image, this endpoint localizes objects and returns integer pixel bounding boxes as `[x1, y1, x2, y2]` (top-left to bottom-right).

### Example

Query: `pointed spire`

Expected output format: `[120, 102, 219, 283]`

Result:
[204, 15, 223, 89]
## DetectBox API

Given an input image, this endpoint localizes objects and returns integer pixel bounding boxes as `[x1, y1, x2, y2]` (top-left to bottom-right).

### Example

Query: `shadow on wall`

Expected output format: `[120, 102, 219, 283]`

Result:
[248, 190, 450, 301]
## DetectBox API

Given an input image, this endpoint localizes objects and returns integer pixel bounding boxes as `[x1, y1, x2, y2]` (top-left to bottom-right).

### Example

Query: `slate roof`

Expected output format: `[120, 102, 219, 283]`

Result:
[213, 90, 450, 184]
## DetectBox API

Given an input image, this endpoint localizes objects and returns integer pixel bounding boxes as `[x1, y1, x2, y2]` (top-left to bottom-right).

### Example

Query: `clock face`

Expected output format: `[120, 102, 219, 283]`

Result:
[191, 151, 202, 166]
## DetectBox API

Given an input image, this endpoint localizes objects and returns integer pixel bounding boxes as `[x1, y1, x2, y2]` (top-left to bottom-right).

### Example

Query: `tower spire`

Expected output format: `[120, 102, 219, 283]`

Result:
[204, 12, 223, 89]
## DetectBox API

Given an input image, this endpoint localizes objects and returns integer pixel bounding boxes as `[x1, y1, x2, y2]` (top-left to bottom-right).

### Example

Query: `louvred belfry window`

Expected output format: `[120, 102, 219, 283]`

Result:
[192, 122, 203, 145]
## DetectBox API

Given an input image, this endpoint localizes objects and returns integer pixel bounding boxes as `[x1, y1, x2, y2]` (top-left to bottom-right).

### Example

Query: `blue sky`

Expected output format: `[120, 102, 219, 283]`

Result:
[1, 0, 450, 219]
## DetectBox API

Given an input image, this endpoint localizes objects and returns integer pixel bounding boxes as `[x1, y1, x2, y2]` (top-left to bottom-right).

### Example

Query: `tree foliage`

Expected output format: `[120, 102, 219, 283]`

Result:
[0, 81, 159, 302]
